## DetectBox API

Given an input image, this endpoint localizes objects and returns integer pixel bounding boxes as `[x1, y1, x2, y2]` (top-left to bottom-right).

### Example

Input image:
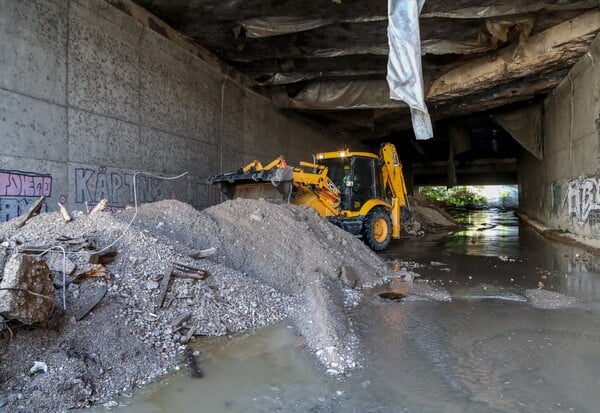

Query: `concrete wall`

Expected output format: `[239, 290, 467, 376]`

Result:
[0, 0, 337, 222]
[519, 34, 600, 237]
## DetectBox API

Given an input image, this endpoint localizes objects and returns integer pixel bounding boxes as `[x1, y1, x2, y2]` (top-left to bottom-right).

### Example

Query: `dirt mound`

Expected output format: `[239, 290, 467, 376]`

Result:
[414, 205, 457, 227]
[0, 199, 390, 411]
[204, 199, 386, 291]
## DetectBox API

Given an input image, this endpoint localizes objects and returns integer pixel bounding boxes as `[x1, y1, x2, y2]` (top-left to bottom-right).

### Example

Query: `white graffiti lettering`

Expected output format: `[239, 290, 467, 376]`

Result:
[565, 176, 600, 225]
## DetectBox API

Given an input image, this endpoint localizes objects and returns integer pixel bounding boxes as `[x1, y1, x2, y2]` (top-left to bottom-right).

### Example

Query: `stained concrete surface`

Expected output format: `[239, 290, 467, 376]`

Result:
[519, 33, 600, 238]
[0, 0, 337, 221]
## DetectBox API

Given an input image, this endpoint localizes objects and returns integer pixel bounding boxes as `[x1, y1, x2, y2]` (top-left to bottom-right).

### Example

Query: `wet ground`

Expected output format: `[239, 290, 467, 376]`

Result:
[103, 210, 600, 413]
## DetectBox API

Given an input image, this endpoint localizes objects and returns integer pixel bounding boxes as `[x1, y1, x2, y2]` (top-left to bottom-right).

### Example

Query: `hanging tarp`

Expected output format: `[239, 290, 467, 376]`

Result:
[309, 45, 389, 58]
[257, 70, 384, 85]
[303, 39, 492, 58]
[239, 16, 387, 38]
[422, 38, 492, 55]
[387, 0, 433, 140]
[239, 17, 335, 38]
[493, 103, 543, 160]
[289, 80, 406, 110]
[420, 1, 599, 19]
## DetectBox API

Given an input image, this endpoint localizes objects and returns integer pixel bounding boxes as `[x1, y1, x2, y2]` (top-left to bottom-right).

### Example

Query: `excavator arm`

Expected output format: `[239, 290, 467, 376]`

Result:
[208, 156, 341, 217]
[379, 143, 408, 238]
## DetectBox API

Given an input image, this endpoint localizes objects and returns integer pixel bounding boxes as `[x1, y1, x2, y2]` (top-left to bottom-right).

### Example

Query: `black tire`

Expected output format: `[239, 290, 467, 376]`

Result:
[362, 208, 392, 251]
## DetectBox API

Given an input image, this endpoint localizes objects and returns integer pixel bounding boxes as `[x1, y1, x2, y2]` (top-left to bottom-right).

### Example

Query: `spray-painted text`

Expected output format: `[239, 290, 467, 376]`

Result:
[0, 170, 52, 222]
[74, 167, 159, 206]
[565, 176, 600, 225]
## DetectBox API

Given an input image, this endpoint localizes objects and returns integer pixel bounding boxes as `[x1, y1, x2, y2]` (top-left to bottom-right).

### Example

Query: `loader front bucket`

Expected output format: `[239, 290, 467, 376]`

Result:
[208, 167, 294, 202]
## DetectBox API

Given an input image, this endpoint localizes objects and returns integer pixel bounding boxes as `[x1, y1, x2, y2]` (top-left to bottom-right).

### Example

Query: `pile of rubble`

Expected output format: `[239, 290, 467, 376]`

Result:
[0, 199, 393, 412]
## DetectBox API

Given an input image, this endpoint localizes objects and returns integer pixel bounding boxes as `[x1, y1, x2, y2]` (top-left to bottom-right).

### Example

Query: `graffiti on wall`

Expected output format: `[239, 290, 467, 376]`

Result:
[564, 176, 600, 226]
[0, 170, 52, 222]
[74, 166, 177, 209]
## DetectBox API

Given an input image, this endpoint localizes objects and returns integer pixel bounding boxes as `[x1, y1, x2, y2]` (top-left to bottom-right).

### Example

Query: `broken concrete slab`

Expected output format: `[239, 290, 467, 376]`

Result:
[44, 253, 76, 275]
[0, 254, 55, 325]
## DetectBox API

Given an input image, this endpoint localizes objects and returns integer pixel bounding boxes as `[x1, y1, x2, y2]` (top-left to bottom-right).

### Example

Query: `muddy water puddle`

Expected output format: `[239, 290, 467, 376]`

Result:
[110, 210, 600, 412]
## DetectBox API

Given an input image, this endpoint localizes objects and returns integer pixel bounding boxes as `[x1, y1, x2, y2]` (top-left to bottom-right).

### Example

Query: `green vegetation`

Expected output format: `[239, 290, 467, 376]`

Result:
[499, 188, 512, 208]
[419, 186, 488, 209]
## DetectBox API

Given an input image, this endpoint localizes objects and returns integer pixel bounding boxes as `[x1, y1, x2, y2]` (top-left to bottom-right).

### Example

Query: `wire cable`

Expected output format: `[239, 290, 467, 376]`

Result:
[13, 170, 188, 311]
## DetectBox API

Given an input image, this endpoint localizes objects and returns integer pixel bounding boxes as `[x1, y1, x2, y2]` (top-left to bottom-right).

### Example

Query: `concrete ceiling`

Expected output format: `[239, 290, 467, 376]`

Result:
[129, 0, 600, 152]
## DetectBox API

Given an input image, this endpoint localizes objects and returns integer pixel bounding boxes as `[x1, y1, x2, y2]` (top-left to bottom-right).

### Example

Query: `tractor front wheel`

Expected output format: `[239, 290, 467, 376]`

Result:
[362, 208, 392, 251]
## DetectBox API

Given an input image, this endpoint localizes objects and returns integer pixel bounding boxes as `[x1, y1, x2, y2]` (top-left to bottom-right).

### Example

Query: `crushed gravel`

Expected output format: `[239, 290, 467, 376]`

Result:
[0, 199, 399, 412]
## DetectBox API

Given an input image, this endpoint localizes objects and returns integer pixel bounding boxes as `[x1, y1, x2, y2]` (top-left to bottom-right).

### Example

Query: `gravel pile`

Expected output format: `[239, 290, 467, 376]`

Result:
[0, 199, 392, 412]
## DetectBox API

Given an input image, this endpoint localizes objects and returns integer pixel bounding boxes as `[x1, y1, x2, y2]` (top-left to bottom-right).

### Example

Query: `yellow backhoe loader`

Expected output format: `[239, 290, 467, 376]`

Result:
[208, 143, 409, 251]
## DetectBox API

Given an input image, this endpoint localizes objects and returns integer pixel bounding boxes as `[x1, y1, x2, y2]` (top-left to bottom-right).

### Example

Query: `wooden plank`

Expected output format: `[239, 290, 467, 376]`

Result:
[157, 268, 173, 308]
[15, 196, 45, 228]
[57, 202, 72, 222]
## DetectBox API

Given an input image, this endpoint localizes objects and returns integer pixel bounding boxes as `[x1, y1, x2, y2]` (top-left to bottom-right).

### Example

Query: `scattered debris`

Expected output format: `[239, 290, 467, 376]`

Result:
[157, 267, 173, 308]
[15, 196, 45, 229]
[72, 264, 109, 282]
[88, 247, 117, 265]
[340, 266, 359, 289]
[171, 312, 192, 331]
[28, 361, 48, 376]
[44, 254, 75, 276]
[89, 199, 108, 215]
[57, 203, 72, 223]
[180, 322, 197, 344]
[73, 283, 108, 321]
[172, 262, 210, 280]
[526, 289, 579, 310]
[189, 247, 216, 259]
[0, 246, 7, 276]
[0, 255, 55, 325]
[183, 347, 203, 379]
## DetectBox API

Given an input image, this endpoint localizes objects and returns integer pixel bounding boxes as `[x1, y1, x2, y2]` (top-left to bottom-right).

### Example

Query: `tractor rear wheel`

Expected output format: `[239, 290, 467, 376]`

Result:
[362, 208, 392, 251]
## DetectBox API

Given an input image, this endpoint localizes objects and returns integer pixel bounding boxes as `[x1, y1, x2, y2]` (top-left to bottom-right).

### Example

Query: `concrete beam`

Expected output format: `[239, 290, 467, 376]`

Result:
[412, 158, 518, 186]
[427, 10, 600, 101]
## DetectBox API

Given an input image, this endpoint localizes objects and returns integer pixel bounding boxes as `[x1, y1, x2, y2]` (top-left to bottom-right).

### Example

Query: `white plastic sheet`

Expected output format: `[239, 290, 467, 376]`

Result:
[387, 0, 433, 140]
[239, 16, 387, 38]
[240, 17, 334, 38]
[289, 80, 407, 110]
[420, 1, 598, 19]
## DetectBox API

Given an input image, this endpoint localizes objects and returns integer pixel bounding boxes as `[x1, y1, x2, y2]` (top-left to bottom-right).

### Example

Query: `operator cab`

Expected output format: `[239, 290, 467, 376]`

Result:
[316, 151, 382, 212]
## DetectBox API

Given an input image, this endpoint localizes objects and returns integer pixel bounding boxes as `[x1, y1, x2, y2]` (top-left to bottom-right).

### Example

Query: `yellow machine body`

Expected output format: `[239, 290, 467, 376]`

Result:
[208, 143, 408, 251]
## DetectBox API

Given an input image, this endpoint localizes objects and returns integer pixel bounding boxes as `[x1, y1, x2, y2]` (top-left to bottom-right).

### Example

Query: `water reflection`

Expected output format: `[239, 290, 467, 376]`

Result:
[444, 209, 520, 257]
